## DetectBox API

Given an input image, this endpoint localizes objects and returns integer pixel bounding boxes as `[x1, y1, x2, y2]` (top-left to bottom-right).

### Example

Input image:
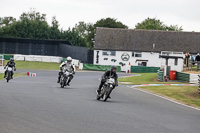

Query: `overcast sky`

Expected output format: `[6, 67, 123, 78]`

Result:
[1, 0, 200, 32]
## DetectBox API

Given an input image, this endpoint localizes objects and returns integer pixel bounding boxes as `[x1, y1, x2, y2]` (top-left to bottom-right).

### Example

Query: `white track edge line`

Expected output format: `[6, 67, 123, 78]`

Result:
[127, 86, 200, 111]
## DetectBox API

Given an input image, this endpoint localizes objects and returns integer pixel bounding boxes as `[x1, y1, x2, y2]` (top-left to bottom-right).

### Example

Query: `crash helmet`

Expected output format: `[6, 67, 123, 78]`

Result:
[10, 58, 14, 62]
[66, 56, 72, 63]
[111, 65, 117, 72]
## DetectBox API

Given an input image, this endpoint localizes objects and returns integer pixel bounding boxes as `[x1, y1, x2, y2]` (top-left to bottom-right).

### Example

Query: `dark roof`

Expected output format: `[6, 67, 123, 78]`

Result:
[94, 27, 200, 53]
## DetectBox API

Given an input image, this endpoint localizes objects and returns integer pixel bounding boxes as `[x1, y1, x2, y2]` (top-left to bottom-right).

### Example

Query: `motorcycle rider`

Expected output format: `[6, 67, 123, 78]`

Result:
[4, 58, 16, 79]
[57, 56, 75, 86]
[96, 66, 118, 98]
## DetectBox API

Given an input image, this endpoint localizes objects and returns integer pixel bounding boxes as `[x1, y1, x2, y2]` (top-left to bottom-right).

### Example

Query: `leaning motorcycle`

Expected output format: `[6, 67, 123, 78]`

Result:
[60, 71, 73, 88]
[5, 67, 13, 82]
[96, 78, 115, 102]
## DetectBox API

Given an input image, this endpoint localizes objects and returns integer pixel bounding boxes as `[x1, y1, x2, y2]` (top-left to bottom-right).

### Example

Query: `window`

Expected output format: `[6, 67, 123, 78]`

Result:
[132, 52, 134, 57]
[132, 52, 142, 57]
[175, 58, 178, 66]
[135, 52, 142, 57]
[102, 51, 116, 56]
[159, 54, 162, 58]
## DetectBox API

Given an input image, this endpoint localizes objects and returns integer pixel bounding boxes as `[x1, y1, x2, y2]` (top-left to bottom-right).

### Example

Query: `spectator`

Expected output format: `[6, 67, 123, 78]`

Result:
[185, 52, 190, 67]
[192, 55, 195, 67]
[195, 53, 200, 70]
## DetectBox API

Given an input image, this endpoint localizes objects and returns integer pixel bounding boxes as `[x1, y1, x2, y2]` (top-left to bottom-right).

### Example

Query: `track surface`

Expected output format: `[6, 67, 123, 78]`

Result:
[0, 70, 200, 133]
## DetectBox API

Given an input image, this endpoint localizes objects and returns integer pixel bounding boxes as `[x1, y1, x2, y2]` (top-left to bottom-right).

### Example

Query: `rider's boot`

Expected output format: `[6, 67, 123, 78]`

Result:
[96, 87, 101, 95]
[66, 80, 71, 86]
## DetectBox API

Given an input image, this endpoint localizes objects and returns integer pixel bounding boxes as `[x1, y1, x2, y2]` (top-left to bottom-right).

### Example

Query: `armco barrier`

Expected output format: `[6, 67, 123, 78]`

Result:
[131, 66, 160, 73]
[157, 70, 164, 81]
[83, 64, 121, 72]
[14, 54, 62, 63]
[176, 72, 190, 82]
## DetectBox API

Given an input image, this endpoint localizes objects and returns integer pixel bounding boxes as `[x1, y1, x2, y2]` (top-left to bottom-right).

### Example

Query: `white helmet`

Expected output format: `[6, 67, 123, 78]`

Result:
[67, 56, 72, 61]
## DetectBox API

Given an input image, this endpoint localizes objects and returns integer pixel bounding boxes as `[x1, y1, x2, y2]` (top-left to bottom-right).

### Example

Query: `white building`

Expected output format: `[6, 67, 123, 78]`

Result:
[93, 28, 200, 72]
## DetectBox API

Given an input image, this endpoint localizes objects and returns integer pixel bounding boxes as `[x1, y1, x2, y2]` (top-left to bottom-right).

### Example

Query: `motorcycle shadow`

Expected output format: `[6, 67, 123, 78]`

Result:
[94, 99, 127, 104]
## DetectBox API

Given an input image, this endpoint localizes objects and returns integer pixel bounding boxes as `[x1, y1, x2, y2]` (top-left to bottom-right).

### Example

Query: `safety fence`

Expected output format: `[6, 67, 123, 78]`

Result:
[0, 37, 93, 63]
[131, 66, 160, 73]
[83, 64, 121, 72]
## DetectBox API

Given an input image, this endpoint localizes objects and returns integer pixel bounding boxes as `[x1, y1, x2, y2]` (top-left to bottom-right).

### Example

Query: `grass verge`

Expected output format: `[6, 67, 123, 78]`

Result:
[118, 73, 183, 85]
[139, 86, 200, 108]
[5, 60, 60, 70]
[0, 72, 26, 80]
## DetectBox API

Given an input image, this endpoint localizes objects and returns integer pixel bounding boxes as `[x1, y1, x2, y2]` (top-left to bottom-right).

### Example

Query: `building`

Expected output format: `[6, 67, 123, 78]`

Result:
[93, 28, 200, 72]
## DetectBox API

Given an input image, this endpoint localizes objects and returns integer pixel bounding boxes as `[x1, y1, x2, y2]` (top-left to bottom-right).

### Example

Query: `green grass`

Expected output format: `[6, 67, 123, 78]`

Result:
[118, 73, 182, 85]
[5, 60, 60, 70]
[0, 72, 26, 80]
[191, 66, 200, 71]
[140, 86, 200, 107]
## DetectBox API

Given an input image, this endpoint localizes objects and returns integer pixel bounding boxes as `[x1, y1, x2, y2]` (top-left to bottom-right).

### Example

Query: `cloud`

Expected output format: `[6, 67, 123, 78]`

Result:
[0, 0, 200, 31]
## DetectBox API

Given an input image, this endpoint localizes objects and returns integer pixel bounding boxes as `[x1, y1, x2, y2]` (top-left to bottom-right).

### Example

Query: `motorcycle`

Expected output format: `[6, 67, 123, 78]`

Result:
[5, 67, 13, 82]
[60, 70, 73, 88]
[96, 78, 115, 102]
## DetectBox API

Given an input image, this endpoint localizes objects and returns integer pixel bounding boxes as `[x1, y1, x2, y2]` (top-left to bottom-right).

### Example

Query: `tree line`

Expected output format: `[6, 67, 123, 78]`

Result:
[0, 11, 183, 49]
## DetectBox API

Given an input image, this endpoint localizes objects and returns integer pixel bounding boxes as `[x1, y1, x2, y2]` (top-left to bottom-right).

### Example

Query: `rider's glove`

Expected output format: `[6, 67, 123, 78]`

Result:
[14, 68, 16, 71]
[73, 71, 75, 75]
[102, 78, 106, 82]
[4, 66, 6, 69]
[60, 67, 63, 71]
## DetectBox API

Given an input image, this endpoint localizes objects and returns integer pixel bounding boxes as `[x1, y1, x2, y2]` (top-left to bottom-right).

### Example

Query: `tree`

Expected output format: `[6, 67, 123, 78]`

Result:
[0, 11, 51, 39]
[0, 10, 87, 47]
[94, 18, 128, 29]
[50, 16, 61, 39]
[61, 28, 87, 47]
[73, 21, 94, 48]
[135, 18, 166, 30]
[86, 18, 128, 49]
[166, 25, 183, 32]
[0, 17, 16, 27]
[135, 17, 183, 31]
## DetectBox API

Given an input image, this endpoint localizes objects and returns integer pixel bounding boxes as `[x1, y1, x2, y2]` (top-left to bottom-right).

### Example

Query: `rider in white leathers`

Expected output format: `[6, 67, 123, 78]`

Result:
[57, 57, 75, 86]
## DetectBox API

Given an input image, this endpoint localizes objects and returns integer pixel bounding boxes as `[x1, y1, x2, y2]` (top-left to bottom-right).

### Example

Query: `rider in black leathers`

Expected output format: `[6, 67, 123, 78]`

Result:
[4, 58, 16, 79]
[96, 66, 118, 97]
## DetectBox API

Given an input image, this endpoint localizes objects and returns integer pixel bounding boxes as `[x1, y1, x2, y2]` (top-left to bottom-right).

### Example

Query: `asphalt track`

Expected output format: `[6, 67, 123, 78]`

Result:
[0, 70, 200, 133]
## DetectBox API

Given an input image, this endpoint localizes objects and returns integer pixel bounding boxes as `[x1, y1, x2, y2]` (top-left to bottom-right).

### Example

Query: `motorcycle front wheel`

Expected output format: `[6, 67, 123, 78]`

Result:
[103, 88, 112, 102]
[6, 72, 10, 83]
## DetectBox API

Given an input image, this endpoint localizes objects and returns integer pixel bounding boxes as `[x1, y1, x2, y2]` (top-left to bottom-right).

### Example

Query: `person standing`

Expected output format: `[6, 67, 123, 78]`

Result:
[185, 52, 190, 67]
[195, 53, 200, 70]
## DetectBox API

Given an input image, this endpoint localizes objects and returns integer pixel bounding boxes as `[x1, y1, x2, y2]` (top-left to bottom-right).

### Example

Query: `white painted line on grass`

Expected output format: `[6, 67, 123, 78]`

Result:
[127, 86, 200, 111]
